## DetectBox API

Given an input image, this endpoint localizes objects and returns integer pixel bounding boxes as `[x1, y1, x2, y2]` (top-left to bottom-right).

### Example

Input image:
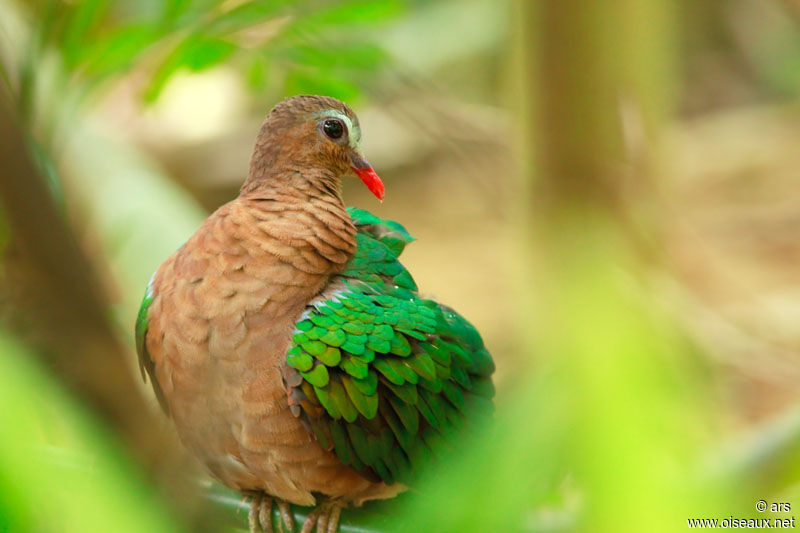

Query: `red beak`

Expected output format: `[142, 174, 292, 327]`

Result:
[350, 153, 385, 201]
[351, 166, 385, 201]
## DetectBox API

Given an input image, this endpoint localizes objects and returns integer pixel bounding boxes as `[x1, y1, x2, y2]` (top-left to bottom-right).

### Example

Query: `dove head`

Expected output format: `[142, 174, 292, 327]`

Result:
[242, 95, 384, 201]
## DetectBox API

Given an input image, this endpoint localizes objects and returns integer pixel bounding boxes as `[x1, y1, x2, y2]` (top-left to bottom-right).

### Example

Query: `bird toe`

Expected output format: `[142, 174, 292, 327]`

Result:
[258, 495, 274, 533]
[276, 499, 294, 533]
[248, 493, 263, 533]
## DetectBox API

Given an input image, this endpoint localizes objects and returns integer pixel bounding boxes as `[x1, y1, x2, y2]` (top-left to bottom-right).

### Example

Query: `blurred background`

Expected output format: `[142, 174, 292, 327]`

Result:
[1, 0, 800, 531]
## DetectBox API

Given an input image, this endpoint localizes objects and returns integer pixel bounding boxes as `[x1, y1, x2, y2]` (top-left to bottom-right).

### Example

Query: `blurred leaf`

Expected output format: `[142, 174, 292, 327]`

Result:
[182, 36, 236, 70]
[61, 0, 110, 69]
[144, 34, 236, 101]
[160, 0, 202, 28]
[245, 55, 269, 90]
[0, 331, 182, 533]
[55, 118, 207, 327]
[81, 25, 158, 79]
[760, 38, 800, 96]
[283, 42, 387, 71]
[283, 68, 361, 102]
[14, 0, 405, 108]
[205, 0, 294, 36]
[300, 0, 405, 27]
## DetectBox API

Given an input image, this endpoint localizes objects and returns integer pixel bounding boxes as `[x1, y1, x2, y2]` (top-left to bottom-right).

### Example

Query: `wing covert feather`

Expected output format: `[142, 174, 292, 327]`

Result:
[282, 208, 495, 485]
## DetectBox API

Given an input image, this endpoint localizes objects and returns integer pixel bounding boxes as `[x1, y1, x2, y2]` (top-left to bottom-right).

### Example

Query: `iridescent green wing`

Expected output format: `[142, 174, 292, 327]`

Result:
[135, 276, 169, 413]
[282, 209, 494, 485]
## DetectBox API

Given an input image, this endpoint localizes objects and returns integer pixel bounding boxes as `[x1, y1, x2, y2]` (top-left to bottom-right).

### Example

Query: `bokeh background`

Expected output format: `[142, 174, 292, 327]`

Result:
[1, 0, 800, 531]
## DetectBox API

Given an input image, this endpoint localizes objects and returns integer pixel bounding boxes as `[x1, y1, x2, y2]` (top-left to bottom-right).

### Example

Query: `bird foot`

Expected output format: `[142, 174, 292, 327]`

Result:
[300, 500, 342, 533]
[247, 493, 295, 533]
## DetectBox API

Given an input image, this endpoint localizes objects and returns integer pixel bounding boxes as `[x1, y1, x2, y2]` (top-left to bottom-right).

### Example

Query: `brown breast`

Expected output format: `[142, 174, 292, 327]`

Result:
[144, 196, 401, 505]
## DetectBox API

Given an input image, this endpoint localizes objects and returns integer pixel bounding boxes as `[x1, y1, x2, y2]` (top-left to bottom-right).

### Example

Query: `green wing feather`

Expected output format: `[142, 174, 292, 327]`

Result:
[135, 277, 169, 413]
[283, 208, 495, 485]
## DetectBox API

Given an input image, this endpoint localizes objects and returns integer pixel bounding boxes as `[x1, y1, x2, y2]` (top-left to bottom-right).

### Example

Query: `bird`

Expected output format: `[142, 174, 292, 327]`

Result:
[135, 95, 495, 533]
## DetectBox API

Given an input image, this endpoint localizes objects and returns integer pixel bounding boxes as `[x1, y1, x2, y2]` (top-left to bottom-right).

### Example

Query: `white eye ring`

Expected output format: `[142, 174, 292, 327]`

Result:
[322, 118, 346, 140]
[314, 109, 360, 149]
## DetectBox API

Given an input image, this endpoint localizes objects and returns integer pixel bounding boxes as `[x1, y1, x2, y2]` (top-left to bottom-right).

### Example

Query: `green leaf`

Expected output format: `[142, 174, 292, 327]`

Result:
[301, 0, 404, 27]
[182, 36, 236, 71]
[81, 26, 157, 80]
[283, 70, 362, 104]
[143, 35, 236, 102]
[62, 0, 109, 69]
[205, 1, 293, 36]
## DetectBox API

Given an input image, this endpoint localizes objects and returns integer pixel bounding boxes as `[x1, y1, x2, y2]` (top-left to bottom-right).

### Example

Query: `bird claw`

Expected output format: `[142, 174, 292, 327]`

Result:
[259, 496, 274, 533]
[276, 500, 295, 533]
[300, 501, 342, 533]
[248, 494, 261, 533]
[248, 493, 294, 533]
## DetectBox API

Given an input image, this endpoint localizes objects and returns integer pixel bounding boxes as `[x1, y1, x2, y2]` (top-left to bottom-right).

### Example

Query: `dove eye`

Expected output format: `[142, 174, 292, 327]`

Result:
[322, 118, 345, 140]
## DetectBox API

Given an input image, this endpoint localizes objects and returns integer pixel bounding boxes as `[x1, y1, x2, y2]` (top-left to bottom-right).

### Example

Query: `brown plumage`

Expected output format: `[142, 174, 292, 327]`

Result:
[141, 96, 399, 531]
[138, 95, 495, 533]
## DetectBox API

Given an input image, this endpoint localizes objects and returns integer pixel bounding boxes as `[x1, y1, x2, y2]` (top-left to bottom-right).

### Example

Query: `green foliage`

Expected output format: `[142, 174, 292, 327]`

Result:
[20, 0, 406, 104]
[0, 331, 181, 533]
